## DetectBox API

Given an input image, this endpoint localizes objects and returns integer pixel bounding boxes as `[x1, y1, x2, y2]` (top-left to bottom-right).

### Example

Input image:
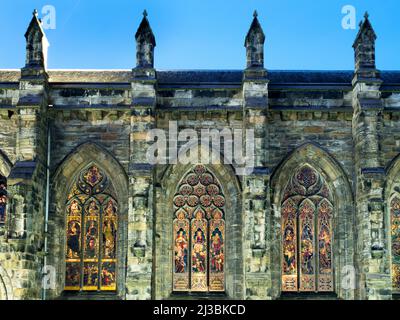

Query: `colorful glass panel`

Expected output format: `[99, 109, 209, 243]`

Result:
[64, 165, 118, 292]
[173, 215, 190, 291]
[282, 200, 298, 292]
[299, 200, 316, 292]
[65, 263, 81, 290]
[391, 197, 400, 292]
[172, 165, 226, 293]
[281, 165, 334, 293]
[101, 262, 116, 291]
[318, 199, 334, 292]
[0, 176, 7, 225]
[102, 200, 117, 260]
[209, 218, 225, 292]
[191, 211, 208, 292]
[65, 200, 82, 291]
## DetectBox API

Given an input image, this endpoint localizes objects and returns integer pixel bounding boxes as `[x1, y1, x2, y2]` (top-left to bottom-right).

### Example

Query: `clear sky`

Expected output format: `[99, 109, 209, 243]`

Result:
[0, 0, 399, 70]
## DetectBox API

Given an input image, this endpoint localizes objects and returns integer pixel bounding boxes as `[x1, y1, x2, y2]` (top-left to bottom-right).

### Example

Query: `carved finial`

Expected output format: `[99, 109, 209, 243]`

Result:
[143, 10, 148, 18]
[33, 9, 38, 17]
[253, 10, 258, 18]
[364, 11, 369, 20]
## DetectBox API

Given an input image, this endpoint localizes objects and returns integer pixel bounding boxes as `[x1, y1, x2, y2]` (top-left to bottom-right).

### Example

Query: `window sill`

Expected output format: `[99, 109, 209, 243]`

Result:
[279, 292, 338, 300]
[170, 292, 229, 300]
[59, 291, 121, 301]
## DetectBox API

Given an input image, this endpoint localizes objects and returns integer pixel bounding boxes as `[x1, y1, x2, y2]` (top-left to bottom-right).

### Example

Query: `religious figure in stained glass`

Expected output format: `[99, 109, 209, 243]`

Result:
[175, 229, 188, 273]
[282, 202, 297, 281]
[67, 220, 81, 259]
[0, 176, 7, 225]
[103, 220, 116, 259]
[281, 165, 334, 293]
[210, 228, 224, 273]
[101, 262, 116, 287]
[173, 165, 226, 293]
[85, 220, 98, 259]
[192, 228, 207, 273]
[64, 165, 118, 292]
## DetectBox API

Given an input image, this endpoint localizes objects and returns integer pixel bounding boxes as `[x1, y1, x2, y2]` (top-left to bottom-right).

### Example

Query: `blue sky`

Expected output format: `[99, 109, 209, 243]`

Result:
[0, 0, 399, 70]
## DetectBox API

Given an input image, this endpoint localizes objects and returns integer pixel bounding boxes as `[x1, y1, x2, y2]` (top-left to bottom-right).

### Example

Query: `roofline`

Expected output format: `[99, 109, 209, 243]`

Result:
[0, 69, 398, 73]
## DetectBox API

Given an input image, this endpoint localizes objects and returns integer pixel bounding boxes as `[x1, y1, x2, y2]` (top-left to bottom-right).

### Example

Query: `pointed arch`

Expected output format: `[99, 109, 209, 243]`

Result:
[0, 151, 11, 225]
[0, 266, 13, 300]
[48, 142, 128, 299]
[53, 142, 128, 193]
[0, 150, 12, 178]
[271, 143, 353, 204]
[172, 165, 227, 292]
[154, 144, 243, 299]
[270, 143, 354, 299]
[157, 142, 242, 193]
[385, 152, 400, 200]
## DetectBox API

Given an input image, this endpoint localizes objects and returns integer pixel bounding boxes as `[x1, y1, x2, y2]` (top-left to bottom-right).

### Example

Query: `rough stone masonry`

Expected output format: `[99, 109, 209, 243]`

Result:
[0, 10, 399, 300]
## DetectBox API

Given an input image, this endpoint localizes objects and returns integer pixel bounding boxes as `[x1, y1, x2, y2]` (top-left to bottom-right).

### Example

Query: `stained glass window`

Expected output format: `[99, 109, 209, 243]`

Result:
[391, 197, 400, 292]
[173, 165, 225, 293]
[281, 165, 334, 293]
[65, 165, 118, 292]
[0, 175, 6, 225]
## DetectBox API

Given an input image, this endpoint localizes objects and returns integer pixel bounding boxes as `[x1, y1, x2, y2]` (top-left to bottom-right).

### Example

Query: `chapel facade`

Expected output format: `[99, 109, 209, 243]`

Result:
[0, 10, 399, 300]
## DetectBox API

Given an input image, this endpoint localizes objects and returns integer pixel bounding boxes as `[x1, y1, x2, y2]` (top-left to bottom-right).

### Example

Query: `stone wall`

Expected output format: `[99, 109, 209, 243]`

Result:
[0, 68, 399, 300]
[0, 11, 400, 301]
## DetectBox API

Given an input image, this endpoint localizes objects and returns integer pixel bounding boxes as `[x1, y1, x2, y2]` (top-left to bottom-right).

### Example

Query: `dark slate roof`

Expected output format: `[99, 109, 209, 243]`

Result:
[157, 70, 400, 85]
[381, 71, 400, 84]
[1, 69, 400, 85]
[156, 70, 355, 85]
[269, 71, 353, 84]
[156, 70, 243, 84]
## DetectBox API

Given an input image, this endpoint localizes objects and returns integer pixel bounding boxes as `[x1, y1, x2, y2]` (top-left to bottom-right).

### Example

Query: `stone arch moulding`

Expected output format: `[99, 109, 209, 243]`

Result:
[0, 265, 13, 300]
[385, 152, 400, 198]
[154, 145, 243, 299]
[49, 141, 129, 299]
[270, 142, 355, 300]
[0, 150, 12, 178]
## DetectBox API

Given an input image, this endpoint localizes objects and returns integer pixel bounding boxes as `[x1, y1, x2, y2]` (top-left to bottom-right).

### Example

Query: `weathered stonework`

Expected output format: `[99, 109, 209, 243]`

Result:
[0, 11, 399, 300]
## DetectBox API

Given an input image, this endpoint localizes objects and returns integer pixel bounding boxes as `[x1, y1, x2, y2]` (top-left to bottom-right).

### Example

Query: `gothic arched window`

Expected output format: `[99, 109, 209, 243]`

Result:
[391, 197, 400, 292]
[173, 165, 225, 293]
[281, 165, 334, 293]
[0, 175, 7, 225]
[64, 165, 118, 292]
